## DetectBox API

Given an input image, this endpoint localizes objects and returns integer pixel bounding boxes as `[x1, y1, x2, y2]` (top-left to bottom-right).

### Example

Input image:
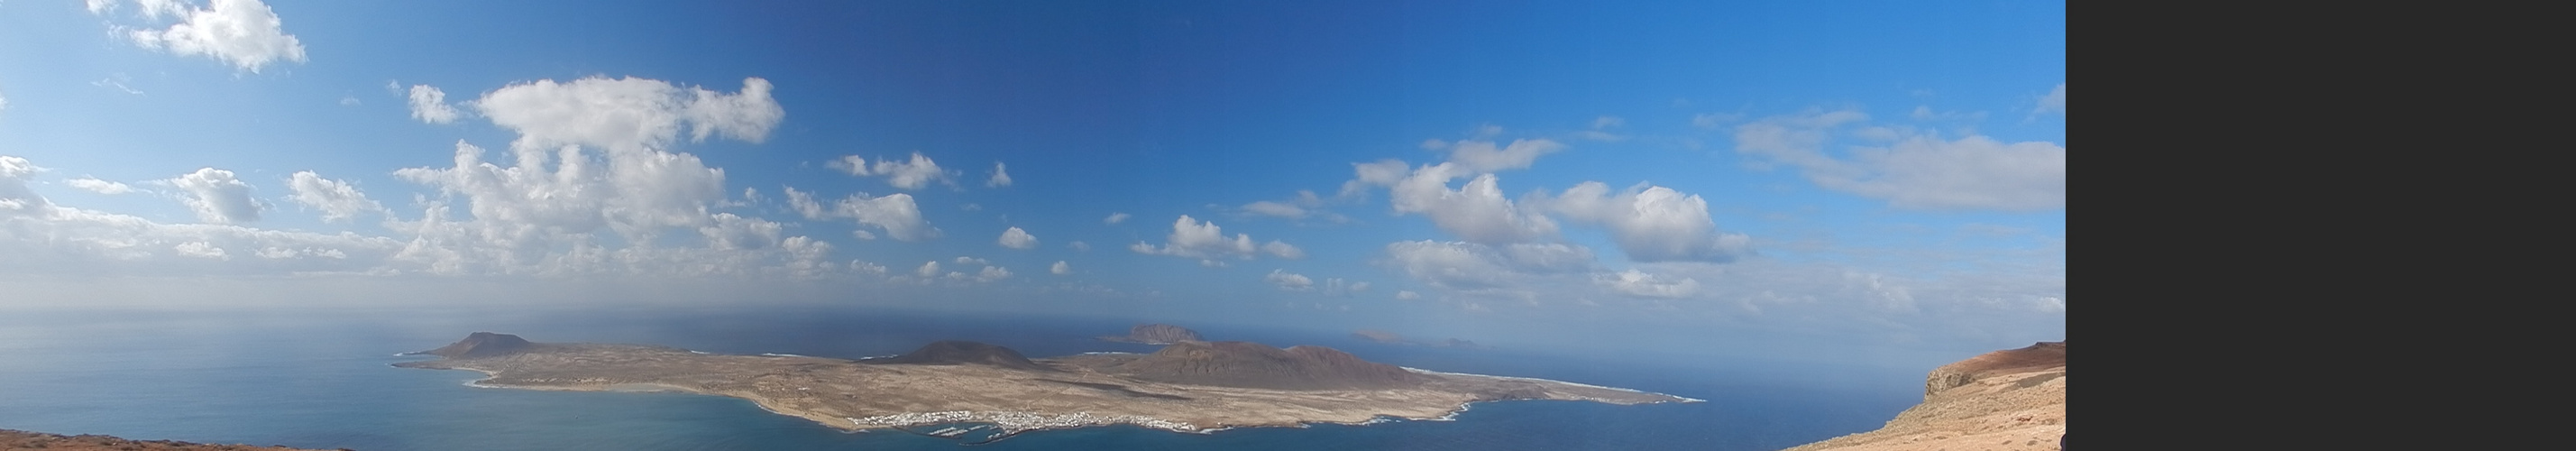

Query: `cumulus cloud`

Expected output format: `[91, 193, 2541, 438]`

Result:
[1131, 215, 1297, 262]
[1735, 110, 2065, 210]
[69, 178, 136, 195]
[285, 171, 384, 222]
[1532, 181, 1752, 262]
[172, 241, 228, 260]
[1104, 212, 1131, 225]
[698, 213, 783, 251]
[1265, 269, 1316, 291]
[1051, 261, 1070, 275]
[1436, 139, 1565, 172]
[407, 85, 462, 124]
[985, 161, 1013, 188]
[915, 261, 940, 278]
[782, 187, 939, 242]
[829, 152, 958, 190]
[171, 168, 262, 224]
[976, 265, 1013, 282]
[115, 0, 308, 73]
[1352, 162, 1557, 244]
[472, 76, 782, 152]
[1396, 290, 1422, 300]
[997, 226, 1038, 249]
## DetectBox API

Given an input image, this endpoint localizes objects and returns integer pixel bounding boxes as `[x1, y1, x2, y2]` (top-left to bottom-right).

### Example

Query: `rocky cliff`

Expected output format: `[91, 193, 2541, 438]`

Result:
[1780, 342, 2065, 451]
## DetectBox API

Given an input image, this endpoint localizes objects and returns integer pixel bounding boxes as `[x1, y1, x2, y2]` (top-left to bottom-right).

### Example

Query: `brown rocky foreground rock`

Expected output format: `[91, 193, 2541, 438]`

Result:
[1780, 341, 2065, 451]
[0, 429, 344, 451]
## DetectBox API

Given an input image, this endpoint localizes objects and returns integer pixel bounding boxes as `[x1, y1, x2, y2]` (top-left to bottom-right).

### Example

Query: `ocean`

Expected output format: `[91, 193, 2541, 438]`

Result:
[0, 305, 1917, 450]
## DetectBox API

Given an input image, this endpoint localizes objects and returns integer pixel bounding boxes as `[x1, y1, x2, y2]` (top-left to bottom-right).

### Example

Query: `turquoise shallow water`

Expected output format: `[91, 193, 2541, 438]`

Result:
[0, 306, 1913, 450]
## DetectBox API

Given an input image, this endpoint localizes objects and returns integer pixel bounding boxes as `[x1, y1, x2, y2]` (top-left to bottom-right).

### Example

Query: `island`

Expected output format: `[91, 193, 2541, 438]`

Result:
[1097, 324, 1204, 345]
[393, 332, 1696, 442]
[1779, 341, 2065, 451]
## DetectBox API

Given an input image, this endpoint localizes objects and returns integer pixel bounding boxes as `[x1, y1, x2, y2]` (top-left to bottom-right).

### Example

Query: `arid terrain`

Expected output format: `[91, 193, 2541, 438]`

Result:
[1780, 342, 2065, 451]
[0, 429, 341, 451]
[393, 333, 1694, 439]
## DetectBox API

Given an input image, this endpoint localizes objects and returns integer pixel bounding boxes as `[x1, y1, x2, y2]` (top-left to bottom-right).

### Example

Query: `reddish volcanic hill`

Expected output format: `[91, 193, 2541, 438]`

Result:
[414, 332, 535, 359]
[1103, 341, 1426, 390]
[864, 340, 1058, 372]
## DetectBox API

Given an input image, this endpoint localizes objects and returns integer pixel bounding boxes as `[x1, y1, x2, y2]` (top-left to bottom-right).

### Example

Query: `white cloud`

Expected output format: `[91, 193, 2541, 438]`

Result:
[472, 76, 782, 152]
[118, 0, 308, 73]
[851, 230, 877, 240]
[1068, 241, 1090, 252]
[985, 161, 1012, 188]
[69, 178, 135, 195]
[915, 261, 940, 278]
[407, 85, 462, 124]
[1050, 261, 1070, 275]
[1533, 181, 1752, 262]
[1265, 269, 1315, 291]
[1396, 290, 1422, 300]
[1595, 269, 1701, 299]
[997, 226, 1038, 249]
[172, 241, 228, 260]
[1578, 116, 1627, 142]
[698, 213, 783, 251]
[954, 256, 989, 265]
[1692, 113, 1744, 130]
[171, 168, 262, 224]
[781, 187, 939, 241]
[338, 96, 360, 106]
[2036, 84, 2067, 115]
[829, 152, 958, 190]
[1358, 162, 1558, 244]
[3, 156, 55, 216]
[1104, 212, 1131, 225]
[1735, 110, 2065, 210]
[1261, 241, 1305, 259]
[975, 265, 1013, 282]
[1436, 138, 1565, 172]
[1132, 215, 1295, 262]
[285, 170, 384, 223]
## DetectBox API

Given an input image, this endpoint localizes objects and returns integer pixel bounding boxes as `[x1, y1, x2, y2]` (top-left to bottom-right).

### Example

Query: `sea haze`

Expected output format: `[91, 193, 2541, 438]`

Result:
[0, 306, 1916, 451]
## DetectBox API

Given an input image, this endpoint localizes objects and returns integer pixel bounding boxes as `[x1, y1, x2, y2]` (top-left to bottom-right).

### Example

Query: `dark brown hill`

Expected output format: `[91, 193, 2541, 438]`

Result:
[410, 332, 534, 359]
[1101, 341, 1425, 390]
[864, 340, 1057, 372]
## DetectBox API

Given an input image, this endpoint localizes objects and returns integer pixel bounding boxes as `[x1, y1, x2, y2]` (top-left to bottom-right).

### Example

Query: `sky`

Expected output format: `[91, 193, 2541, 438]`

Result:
[1, 0, 2063, 367]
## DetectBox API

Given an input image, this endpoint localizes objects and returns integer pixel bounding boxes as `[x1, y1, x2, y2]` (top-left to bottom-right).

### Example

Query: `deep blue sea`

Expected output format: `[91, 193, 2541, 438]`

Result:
[0, 305, 1917, 450]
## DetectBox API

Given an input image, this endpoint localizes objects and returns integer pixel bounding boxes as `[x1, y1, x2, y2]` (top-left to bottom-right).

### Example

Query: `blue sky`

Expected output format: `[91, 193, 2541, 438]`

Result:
[1, 0, 2063, 366]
